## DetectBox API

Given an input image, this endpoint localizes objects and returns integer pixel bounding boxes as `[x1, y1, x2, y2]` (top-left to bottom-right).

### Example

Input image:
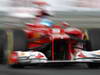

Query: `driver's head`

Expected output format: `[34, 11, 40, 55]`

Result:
[39, 19, 54, 27]
[36, 9, 51, 18]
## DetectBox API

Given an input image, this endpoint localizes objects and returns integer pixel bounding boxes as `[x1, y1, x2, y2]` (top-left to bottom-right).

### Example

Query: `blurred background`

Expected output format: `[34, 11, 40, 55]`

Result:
[0, 0, 100, 28]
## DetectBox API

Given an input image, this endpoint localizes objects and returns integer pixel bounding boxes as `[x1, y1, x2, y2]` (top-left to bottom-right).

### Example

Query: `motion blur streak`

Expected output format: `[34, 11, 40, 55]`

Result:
[0, 0, 100, 27]
[0, 0, 100, 12]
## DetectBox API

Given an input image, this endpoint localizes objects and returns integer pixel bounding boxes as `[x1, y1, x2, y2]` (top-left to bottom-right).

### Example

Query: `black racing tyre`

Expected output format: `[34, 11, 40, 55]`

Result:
[83, 39, 91, 51]
[84, 28, 100, 68]
[84, 28, 100, 51]
[0, 29, 8, 64]
[6, 29, 28, 67]
[12, 29, 28, 51]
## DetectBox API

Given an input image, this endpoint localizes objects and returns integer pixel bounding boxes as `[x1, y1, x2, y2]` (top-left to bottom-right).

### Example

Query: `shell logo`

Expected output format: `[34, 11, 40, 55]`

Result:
[20, 53, 25, 56]
[95, 52, 100, 55]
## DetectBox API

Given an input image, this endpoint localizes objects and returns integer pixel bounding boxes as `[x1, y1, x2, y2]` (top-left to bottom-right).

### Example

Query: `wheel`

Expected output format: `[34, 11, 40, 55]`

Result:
[0, 29, 28, 65]
[84, 28, 100, 68]
[6, 29, 28, 67]
[10, 29, 28, 66]
[0, 29, 8, 64]
[85, 28, 100, 50]
[12, 29, 28, 51]
[83, 37, 91, 51]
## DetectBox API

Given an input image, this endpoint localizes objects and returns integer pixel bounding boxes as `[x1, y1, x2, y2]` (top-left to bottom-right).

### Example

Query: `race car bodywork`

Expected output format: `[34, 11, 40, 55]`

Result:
[76, 50, 100, 61]
[0, 23, 98, 69]
[0, 1, 100, 69]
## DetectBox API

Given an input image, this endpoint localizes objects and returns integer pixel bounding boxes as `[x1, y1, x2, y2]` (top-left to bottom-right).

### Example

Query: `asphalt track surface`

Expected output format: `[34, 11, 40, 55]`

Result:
[0, 63, 100, 75]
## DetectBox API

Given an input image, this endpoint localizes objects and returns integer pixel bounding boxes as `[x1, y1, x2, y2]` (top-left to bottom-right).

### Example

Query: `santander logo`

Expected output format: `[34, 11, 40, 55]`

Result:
[35, 53, 44, 59]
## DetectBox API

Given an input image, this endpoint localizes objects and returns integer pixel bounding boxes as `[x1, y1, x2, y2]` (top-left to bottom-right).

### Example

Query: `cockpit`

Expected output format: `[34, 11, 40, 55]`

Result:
[39, 19, 54, 27]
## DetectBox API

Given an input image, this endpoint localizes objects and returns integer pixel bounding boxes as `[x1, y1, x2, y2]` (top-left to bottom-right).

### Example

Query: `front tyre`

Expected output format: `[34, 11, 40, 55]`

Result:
[0, 29, 8, 64]
[84, 28, 100, 69]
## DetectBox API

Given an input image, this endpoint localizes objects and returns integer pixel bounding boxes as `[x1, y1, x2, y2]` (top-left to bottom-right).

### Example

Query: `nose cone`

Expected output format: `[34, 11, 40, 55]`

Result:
[50, 34, 70, 40]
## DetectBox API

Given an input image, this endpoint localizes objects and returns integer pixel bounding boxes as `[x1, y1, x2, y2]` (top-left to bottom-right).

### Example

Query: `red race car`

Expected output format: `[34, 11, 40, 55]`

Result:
[0, 22, 100, 69]
[0, 1, 100, 69]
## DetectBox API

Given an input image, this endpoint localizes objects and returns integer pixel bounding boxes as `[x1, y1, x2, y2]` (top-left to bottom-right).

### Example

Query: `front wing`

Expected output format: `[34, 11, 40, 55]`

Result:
[15, 51, 100, 64]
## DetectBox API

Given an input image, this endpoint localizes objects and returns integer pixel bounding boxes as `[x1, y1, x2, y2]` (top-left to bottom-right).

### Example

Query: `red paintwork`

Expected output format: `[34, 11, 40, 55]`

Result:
[7, 0, 86, 64]
[9, 52, 18, 64]
[9, 22, 84, 65]
[78, 52, 87, 58]
[35, 53, 45, 59]
[23, 23, 83, 60]
[32, 1, 48, 6]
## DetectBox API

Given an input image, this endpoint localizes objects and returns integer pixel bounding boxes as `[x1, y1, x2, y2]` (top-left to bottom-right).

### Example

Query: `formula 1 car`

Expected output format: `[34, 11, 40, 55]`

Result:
[0, 23, 100, 69]
[0, 1, 100, 69]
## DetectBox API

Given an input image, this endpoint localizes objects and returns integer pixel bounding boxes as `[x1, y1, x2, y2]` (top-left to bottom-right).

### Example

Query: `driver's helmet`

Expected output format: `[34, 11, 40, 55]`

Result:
[39, 18, 54, 27]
